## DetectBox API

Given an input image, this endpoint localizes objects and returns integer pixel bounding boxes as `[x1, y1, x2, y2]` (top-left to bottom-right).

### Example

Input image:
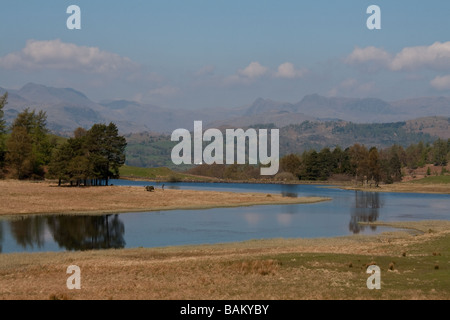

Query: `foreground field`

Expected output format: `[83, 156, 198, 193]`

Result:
[0, 180, 328, 216]
[1, 220, 449, 300]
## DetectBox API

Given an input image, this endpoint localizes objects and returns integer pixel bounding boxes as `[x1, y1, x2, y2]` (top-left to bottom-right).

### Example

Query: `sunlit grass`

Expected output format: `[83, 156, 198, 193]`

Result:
[409, 175, 450, 184]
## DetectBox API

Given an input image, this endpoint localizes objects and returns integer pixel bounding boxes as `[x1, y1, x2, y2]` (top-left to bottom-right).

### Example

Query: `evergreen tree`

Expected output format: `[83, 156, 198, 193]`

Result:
[6, 109, 54, 178]
[11, 109, 53, 167]
[85, 123, 127, 186]
[48, 122, 126, 186]
[6, 126, 34, 179]
[432, 139, 448, 166]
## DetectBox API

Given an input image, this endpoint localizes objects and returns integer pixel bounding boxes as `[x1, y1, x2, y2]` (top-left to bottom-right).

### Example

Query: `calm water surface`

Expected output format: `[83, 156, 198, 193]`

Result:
[1, 180, 449, 253]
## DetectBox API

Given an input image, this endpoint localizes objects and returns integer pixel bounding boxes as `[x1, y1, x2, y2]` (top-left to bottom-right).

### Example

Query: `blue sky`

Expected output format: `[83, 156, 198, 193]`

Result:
[1, 1, 450, 109]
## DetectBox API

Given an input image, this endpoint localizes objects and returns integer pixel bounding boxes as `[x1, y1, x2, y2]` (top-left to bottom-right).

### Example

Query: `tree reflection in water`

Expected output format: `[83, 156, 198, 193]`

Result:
[9, 216, 46, 249]
[6, 214, 125, 251]
[47, 215, 125, 251]
[349, 191, 383, 234]
[281, 184, 298, 198]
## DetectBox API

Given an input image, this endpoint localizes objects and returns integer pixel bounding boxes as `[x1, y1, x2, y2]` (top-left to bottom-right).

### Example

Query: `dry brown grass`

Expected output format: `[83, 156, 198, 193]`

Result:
[0, 180, 329, 216]
[1, 220, 449, 300]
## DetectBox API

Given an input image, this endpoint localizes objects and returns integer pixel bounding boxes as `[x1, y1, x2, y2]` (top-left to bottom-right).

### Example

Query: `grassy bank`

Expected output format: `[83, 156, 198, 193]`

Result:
[1, 220, 449, 300]
[119, 166, 450, 195]
[0, 180, 329, 216]
[409, 175, 450, 184]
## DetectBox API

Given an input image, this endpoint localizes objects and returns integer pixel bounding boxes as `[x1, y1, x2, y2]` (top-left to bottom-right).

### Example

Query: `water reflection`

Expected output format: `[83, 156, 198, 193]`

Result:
[47, 215, 125, 251]
[280, 184, 298, 198]
[3, 215, 125, 251]
[2, 181, 447, 254]
[10, 216, 46, 249]
[349, 191, 382, 234]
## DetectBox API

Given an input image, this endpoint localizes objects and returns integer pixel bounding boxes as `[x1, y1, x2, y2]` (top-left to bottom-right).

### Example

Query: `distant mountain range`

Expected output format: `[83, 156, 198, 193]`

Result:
[1, 83, 450, 135]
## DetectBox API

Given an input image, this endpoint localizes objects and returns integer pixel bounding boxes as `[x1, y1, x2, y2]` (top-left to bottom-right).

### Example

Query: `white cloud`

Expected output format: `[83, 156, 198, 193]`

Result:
[274, 62, 307, 79]
[431, 75, 450, 90]
[224, 61, 268, 85]
[0, 39, 138, 74]
[391, 42, 450, 71]
[345, 46, 391, 66]
[194, 65, 215, 77]
[346, 42, 450, 72]
[238, 62, 268, 79]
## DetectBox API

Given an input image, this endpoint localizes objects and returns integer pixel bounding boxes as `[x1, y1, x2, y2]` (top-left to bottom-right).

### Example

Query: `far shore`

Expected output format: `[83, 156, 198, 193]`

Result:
[0, 180, 329, 217]
[336, 183, 450, 194]
[121, 175, 450, 195]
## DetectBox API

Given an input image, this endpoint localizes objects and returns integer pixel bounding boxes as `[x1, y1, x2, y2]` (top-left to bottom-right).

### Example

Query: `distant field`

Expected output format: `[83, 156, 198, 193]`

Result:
[410, 175, 450, 184]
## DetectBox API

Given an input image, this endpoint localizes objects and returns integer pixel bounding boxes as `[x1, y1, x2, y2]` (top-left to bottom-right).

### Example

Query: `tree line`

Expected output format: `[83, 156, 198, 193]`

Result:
[187, 138, 450, 184]
[0, 92, 126, 185]
[280, 139, 450, 185]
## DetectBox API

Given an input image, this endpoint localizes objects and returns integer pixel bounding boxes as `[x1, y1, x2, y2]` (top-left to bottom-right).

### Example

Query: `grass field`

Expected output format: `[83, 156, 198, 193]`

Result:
[1, 220, 449, 300]
[409, 175, 450, 184]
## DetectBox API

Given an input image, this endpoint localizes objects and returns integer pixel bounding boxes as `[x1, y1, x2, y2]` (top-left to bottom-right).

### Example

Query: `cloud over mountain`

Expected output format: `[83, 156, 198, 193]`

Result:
[274, 62, 307, 79]
[346, 42, 450, 72]
[0, 39, 138, 74]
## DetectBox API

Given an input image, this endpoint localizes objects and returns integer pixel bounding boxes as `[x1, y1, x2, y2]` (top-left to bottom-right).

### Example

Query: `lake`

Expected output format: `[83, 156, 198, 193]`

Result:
[1, 180, 449, 254]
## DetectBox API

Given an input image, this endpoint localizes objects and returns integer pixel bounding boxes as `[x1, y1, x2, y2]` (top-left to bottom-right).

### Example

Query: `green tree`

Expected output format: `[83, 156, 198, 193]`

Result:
[368, 147, 381, 187]
[85, 123, 127, 186]
[0, 93, 7, 168]
[349, 144, 369, 185]
[48, 123, 126, 186]
[48, 141, 75, 186]
[299, 150, 320, 180]
[332, 146, 351, 175]
[432, 139, 448, 166]
[389, 152, 402, 182]
[11, 109, 53, 168]
[6, 126, 34, 179]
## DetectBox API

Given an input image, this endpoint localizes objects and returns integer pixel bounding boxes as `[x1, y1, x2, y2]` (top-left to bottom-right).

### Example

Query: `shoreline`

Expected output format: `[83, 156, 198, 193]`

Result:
[0, 180, 330, 217]
[0, 197, 330, 218]
[336, 183, 450, 195]
[121, 176, 450, 195]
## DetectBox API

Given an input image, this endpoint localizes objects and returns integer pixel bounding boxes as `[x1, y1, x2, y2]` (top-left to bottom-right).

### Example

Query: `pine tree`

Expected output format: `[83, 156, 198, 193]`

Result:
[6, 126, 34, 179]
[85, 123, 126, 186]
[6, 109, 54, 178]
[48, 123, 126, 186]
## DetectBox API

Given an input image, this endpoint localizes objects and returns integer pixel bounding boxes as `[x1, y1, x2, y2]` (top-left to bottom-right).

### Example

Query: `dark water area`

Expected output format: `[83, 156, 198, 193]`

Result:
[1, 180, 449, 253]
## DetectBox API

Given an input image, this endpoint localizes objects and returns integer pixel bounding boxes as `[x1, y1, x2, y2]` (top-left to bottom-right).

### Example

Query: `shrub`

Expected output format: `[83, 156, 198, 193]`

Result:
[274, 171, 297, 181]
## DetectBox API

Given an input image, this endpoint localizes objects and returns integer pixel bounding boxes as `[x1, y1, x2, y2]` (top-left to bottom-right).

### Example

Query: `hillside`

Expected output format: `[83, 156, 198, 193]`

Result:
[124, 118, 442, 168]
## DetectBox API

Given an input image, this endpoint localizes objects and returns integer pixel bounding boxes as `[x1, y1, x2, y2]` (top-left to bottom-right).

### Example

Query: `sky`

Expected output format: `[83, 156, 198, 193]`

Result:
[1, 0, 450, 110]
